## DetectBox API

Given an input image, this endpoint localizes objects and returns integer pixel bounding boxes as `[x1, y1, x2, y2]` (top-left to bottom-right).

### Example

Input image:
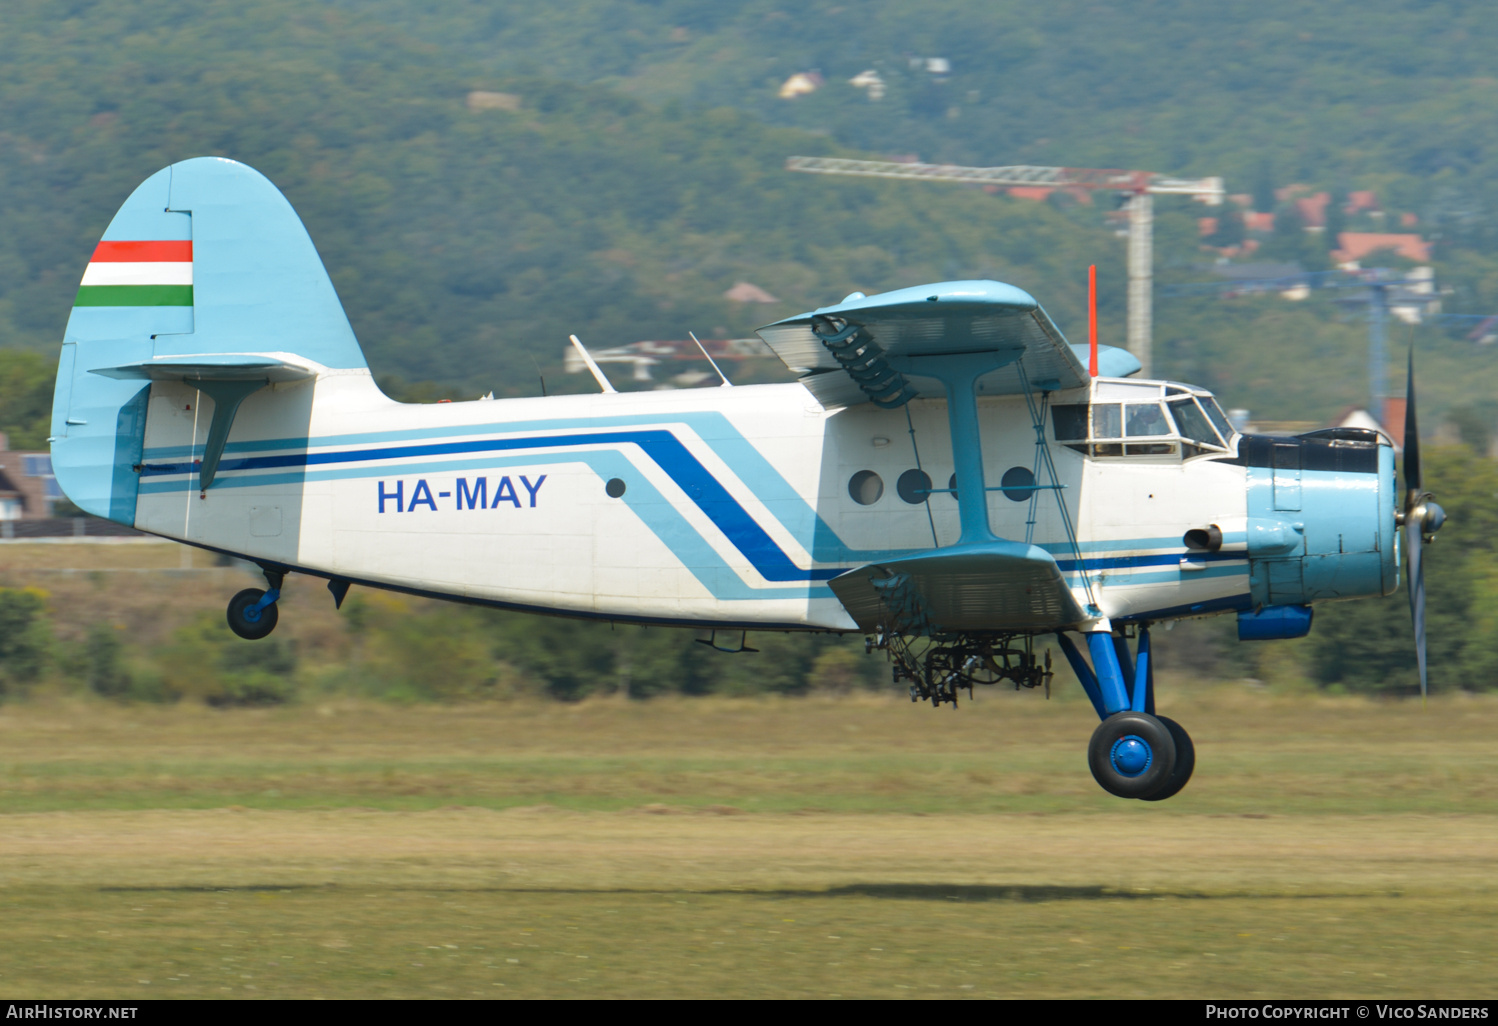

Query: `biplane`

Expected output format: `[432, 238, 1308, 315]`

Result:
[49, 158, 1443, 800]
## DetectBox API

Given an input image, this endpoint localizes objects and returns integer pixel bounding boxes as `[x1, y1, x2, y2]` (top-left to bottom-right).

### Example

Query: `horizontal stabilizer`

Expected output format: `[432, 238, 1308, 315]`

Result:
[90, 354, 315, 491]
[89, 354, 316, 383]
[828, 541, 1087, 634]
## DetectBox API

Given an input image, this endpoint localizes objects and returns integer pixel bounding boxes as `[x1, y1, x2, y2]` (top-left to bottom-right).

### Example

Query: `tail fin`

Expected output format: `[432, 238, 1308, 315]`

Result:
[52, 157, 367, 521]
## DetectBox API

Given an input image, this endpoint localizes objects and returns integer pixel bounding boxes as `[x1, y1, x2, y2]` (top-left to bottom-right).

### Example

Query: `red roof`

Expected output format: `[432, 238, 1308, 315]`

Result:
[1332, 232, 1431, 264]
[1295, 192, 1331, 228]
[1243, 211, 1275, 233]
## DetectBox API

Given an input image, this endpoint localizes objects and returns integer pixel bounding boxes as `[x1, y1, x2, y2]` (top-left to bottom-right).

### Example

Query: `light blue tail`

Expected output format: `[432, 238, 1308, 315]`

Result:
[52, 157, 367, 522]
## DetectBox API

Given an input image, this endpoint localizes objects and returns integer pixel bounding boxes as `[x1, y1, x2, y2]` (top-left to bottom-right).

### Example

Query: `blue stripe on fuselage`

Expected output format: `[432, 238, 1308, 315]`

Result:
[140, 412, 1247, 599]
[143, 410, 887, 563]
[143, 429, 853, 583]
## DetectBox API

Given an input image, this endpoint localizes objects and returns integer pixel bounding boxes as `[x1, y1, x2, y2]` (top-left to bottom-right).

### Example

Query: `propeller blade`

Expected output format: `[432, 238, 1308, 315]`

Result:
[1402, 345, 1429, 703]
[1404, 346, 1421, 499]
[1407, 517, 1427, 703]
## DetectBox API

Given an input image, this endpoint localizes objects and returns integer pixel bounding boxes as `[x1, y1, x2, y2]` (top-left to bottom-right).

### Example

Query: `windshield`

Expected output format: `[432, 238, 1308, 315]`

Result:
[1198, 395, 1235, 441]
[1168, 398, 1225, 448]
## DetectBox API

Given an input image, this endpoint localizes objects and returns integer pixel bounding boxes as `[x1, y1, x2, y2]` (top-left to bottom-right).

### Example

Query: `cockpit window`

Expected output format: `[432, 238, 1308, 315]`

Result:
[1168, 398, 1225, 448]
[1051, 404, 1088, 441]
[1092, 403, 1122, 439]
[1125, 403, 1170, 437]
[1198, 395, 1235, 441]
[1052, 386, 1233, 461]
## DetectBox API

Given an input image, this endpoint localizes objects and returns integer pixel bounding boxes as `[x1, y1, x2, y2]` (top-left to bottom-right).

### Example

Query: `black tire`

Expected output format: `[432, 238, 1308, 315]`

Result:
[1088, 711, 1177, 800]
[1141, 716, 1196, 802]
[226, 588, 279, 640]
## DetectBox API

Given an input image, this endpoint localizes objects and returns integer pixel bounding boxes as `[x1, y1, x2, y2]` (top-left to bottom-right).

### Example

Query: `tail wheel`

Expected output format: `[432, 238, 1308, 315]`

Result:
[1141, 715, 1196, 802]
[1088, 711, 1177, 800]
[226, 588, 279, 640]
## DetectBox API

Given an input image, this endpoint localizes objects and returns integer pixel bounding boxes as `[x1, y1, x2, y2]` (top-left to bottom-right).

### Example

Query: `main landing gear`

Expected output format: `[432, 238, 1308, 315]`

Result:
[1055, 626, 1196, 801]
[226, 568, 283, 640]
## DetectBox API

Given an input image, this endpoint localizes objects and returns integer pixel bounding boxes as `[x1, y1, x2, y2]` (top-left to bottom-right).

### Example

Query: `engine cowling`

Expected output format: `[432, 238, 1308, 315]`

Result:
[1239, 428, 1398, 608]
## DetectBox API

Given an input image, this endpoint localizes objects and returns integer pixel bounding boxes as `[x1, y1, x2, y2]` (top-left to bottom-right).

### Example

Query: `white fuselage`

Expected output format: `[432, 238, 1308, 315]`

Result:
[131, 370, 1251, 630]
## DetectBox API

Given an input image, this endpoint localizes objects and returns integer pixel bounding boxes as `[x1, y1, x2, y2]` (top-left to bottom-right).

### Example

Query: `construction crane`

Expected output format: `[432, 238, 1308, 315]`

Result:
[1161, 268, 1446, 416]
[786, 156, 1225, 378]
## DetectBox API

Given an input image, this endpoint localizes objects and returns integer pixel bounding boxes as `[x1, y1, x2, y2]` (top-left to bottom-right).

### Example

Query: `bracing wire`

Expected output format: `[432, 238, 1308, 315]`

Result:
[1017, 360, 1098, 614]
[904, 402, 940, 548]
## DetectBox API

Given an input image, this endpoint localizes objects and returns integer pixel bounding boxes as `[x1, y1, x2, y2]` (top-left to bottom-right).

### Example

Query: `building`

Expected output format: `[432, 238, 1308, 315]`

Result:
[778, 72, 822, 99]
[1331, 232, 1432, 267]
[848, 69, 886, 101]
[0, 433, 58, 520]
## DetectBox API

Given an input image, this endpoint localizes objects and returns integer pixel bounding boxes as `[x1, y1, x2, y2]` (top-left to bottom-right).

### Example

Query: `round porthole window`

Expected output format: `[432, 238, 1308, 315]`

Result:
[848, 470, 884, 505]
[896, 469, 931, 504]
[605, 478, 627, 498]
[1000, 466, 1036, 502]
[948, 473, 959, 501]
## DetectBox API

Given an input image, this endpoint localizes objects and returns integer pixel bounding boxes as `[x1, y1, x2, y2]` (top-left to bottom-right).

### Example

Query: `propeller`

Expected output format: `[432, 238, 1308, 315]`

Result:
[1401, 347, 1446, 702]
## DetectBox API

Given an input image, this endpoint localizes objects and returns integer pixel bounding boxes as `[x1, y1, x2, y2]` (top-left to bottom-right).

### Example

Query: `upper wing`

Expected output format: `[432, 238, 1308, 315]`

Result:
[757, 279, 1138, 408]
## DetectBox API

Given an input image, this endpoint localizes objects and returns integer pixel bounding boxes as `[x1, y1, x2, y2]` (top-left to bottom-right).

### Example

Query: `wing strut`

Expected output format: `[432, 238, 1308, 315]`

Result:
[888, 351, 1017, 544]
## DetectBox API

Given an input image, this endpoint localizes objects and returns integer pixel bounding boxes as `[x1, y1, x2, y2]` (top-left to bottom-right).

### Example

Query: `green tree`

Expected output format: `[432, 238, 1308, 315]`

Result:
[157, 614, 298, 706]
[0, 350, 55, 451]
[0, 587, 50, 692]
[1308, 446, 1498, 693]
[84, 623, 132, 698]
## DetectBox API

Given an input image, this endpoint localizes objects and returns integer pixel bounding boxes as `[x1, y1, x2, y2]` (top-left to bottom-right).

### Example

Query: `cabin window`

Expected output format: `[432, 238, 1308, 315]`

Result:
[897, 469, 932, 504]
[1000, 466, 1037, 502]
[848, 470, 884, 505]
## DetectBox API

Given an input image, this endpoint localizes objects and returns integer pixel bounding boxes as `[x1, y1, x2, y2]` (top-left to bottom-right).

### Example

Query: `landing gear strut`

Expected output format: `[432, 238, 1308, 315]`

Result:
[1057, 625, 1196, 801]
[226, 568, 283, 640]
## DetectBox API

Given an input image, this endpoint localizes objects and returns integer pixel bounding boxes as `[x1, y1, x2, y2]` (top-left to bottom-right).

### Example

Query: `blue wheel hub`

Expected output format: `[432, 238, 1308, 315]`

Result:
[1110, 735, 1153, 777]
[240, 588, 280, 624]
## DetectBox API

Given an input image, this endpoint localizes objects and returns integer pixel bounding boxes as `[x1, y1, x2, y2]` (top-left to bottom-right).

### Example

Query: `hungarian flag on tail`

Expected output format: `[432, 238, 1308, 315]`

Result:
[75, 240, 193, 307]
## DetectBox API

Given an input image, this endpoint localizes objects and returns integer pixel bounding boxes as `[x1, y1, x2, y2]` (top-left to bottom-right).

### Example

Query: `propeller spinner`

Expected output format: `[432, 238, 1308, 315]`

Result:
[1400, 348, 1446, 701]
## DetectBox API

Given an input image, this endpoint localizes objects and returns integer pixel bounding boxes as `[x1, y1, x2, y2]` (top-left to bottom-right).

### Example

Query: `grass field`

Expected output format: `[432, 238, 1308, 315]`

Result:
[0, 691, 1495, 998]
